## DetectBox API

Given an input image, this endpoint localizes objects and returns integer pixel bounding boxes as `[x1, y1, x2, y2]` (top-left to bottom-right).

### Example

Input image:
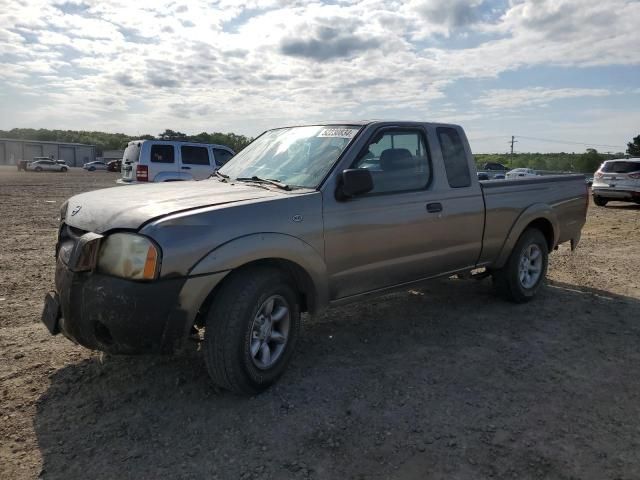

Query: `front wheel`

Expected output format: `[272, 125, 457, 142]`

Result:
[60, 167, 68, 172]
[593, 196, 608, 207]
[492, 228, 549, 303]
[35, 167, 43, 172]
[204, 266, 301, 394]
[88, 166, 96, 171]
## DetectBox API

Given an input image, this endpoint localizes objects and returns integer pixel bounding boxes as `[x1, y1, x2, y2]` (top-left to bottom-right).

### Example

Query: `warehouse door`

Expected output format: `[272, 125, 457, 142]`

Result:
[0, 143, 5, 165]
[59, 147, 76, 166]
[25, 144, 43, 160]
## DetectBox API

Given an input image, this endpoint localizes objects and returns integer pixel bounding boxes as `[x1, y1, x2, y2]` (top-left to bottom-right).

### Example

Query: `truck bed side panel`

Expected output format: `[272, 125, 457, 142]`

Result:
[479, 175, 587, 267]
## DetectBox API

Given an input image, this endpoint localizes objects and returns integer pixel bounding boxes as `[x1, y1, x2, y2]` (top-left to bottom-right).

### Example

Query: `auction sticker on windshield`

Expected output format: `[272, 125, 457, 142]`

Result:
[317, 128, 359, 139]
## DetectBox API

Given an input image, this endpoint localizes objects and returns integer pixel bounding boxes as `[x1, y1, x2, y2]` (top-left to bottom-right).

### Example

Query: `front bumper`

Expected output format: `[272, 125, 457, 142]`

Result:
[42, 258, 189, 354]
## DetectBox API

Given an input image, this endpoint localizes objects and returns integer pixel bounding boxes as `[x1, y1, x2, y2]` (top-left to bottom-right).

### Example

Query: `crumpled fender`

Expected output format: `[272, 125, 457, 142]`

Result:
[188, 233, 329, 314]
[493, 203, 559, 269]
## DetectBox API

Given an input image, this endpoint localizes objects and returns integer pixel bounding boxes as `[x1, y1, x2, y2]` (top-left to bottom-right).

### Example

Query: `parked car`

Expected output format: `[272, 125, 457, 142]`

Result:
[17, 159, 31, 171]
[83, 161, 108, 171]
[119, 140, 235, 183]
[494, 174, 506, 180]
[506, 168, 538, 179]
[585, 176, 593, 187]
[42, 121, 588, 394]
[107, 159, 122, 172]
[27, 159, 68, 172]
[477, 172, 490, 181]
[482, 162, 508, 172]
[592, 158, 640, 206]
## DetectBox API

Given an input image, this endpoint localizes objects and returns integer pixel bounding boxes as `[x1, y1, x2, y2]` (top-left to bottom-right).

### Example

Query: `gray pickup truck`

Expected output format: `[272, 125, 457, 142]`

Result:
[42, 121, 588, 393]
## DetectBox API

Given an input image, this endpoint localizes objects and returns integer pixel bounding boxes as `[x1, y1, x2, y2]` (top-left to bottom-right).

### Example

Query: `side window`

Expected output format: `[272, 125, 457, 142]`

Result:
[150, 145, 175, 163]
[437, 127, 471, 188]
[352, 130, 430, 194]
[213, 148, 234, 166]
[181, 146, 210, 165]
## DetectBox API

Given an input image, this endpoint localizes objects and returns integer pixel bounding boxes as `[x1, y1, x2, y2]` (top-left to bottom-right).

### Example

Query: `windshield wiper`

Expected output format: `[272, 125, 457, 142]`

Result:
[235, 176, 291, 191]
[214, 170, 229, 181]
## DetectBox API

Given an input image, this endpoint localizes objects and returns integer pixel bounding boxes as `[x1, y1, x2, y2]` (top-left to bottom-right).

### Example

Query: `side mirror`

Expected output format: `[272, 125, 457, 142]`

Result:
[339, 169, 374, 199]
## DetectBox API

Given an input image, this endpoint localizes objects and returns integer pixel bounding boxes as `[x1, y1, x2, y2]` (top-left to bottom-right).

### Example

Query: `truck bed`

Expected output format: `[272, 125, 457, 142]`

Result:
[478, 175, 588, 266]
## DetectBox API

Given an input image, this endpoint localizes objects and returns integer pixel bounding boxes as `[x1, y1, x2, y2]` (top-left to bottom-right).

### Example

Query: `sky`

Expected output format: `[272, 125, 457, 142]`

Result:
[0, 0, 639, 153]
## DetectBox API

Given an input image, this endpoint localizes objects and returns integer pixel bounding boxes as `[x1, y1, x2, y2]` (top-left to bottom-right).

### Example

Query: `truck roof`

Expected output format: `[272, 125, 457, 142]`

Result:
[267, 120, 463, 132]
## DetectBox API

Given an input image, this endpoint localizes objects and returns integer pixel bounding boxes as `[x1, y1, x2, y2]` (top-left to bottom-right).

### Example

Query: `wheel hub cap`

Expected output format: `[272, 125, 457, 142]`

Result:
[518, 243, 543, 289]
[249, 295, 291, 370]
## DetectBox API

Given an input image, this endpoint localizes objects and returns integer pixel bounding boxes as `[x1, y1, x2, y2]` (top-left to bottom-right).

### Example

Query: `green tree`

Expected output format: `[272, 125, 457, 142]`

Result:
[576, 148, 603, 173]
[627, 134, 640, 156]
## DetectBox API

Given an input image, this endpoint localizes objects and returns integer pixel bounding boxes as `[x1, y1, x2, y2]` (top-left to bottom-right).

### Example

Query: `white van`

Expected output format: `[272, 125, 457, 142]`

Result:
[119, 140, 235, 183]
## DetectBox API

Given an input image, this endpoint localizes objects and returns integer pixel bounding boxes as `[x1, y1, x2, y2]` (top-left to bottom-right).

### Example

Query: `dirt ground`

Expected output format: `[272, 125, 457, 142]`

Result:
[1, 165, 640, 480]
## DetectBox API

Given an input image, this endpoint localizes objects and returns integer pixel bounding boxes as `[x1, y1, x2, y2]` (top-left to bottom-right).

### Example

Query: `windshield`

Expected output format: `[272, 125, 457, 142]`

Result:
[218, 125, 361, 189]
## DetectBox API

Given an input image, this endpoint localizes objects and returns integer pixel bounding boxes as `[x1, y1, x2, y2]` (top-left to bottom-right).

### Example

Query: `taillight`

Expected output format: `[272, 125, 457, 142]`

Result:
[136, 165, 148, 182]
[595, 172, 604, 179]
[629, 172, 640, 179]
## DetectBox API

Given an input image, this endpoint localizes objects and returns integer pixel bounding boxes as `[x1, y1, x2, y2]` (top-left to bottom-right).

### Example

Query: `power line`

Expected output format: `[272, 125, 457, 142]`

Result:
[515, 135, 623, 149]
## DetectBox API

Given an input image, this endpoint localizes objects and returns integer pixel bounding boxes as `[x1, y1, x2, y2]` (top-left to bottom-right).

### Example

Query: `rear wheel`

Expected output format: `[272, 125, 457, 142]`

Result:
[89, 166, 96, 171]
[593, 196, 608, 207]
[492, 228, 549, 303]
[35, 166, 42, 172]
[61, 166, 68, 172]
[204, 266, 301, 394]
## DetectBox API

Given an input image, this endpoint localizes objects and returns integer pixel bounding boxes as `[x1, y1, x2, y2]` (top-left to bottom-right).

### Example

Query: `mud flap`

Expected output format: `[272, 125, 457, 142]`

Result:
[41, 292, 61, 335]
[570, 233, 581, 251]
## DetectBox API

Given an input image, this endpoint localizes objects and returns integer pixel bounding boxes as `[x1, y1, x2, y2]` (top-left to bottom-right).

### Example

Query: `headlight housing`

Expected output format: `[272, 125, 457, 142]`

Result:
[97, 233, 160, 280]
[60, 201, 68, 223]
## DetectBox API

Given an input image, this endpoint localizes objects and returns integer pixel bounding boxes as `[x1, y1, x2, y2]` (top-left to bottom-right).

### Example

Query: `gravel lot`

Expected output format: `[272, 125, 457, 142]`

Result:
[1, 165, 640, 479]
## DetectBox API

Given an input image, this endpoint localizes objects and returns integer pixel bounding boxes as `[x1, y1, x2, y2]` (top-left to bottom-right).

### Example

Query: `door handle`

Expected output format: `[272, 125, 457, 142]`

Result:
[426, 202, 443, 213]
[181, 166, 191, 170]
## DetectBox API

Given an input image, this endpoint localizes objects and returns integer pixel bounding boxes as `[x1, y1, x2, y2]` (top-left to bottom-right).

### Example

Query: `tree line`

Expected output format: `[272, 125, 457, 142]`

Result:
[2, 128, 638, 173]
[474, 150, 623, 174]
[0, 128, 253, 155]
[476, 134, 640, 173]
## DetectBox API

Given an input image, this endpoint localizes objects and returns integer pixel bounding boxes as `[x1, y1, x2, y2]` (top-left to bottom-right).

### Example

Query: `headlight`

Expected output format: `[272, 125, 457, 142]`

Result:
[97, 233, 160, 280]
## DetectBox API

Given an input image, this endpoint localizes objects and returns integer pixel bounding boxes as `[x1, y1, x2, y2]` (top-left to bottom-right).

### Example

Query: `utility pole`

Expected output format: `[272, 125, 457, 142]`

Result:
[509, 135, 518, 167]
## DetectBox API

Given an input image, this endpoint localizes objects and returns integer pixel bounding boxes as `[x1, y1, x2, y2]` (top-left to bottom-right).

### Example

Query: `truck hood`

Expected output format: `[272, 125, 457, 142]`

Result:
[63, 180, 283, 233]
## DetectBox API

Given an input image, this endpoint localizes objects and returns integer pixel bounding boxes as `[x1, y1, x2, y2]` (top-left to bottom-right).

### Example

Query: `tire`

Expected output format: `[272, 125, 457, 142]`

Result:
[61, 167, 68, 172]
[89, 166, 96, 171]
[35, 167, 42, 172]
[204, 266, 301, 394]
[593, 196, 608, 207]
[492, 228, 549, 303]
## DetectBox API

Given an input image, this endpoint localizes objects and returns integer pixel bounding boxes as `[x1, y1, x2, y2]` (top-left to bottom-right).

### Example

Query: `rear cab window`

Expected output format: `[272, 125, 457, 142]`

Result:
[151, 144, 175, 163]
[437, 127, 471, 188]
[181, 145, 210, 165]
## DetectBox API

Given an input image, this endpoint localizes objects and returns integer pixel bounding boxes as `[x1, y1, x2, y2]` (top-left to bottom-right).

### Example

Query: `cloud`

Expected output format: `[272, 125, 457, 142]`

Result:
[474, 87, 612, 109]
[0, 0, 638, 150]
[411, 0, 486, 28]
[280, 20, 381, 61]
